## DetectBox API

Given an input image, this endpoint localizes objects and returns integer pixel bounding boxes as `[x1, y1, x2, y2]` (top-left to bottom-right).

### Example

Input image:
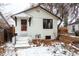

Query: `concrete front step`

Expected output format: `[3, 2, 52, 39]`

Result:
[16, 41, 28, 43]
[16, 39, 27, 41]
[16, 37, 30, 40]
[16, 42, 28, 44]
[16, 38, 29, 44]
[15, 36, 32, 48]
[15, 44, 30, 48]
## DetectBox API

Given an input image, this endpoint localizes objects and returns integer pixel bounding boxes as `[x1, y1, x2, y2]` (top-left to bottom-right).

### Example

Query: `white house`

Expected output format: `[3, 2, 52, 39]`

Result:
[12, 6, 59, 39]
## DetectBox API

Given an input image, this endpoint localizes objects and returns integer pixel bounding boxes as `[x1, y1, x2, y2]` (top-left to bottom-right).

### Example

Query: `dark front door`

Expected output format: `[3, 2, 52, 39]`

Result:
[21, 19, 27, 31]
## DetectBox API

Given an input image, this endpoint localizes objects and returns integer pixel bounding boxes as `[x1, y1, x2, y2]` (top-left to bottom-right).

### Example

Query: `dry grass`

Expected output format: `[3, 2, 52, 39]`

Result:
[0, 47, 5, 56]
[32, 39, 62, 46]
[59, 34, 79, 44]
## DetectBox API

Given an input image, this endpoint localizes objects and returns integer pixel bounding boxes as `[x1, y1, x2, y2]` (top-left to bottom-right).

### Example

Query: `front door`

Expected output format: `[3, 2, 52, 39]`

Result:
[21, 19, 27, 31]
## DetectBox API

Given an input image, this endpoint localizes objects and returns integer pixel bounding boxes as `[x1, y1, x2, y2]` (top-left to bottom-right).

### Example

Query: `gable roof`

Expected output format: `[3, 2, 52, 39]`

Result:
[0, 12, 10, 29]
[11, 5, 60, 20]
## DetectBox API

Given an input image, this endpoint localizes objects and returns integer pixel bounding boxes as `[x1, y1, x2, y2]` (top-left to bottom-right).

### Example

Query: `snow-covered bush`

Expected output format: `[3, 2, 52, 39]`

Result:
[47, 43, 79, 56]
[4, 43, 17, 56]
[0, 46, 5, 56]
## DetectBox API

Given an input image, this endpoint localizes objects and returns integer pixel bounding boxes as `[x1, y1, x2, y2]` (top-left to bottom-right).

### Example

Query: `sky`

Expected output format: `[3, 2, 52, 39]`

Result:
[0, 0, 79, 14]
[0, 0, 31, 26]
[0, 0, 30, 14]
[0, 0, 79, 26]
[0, 0, 79, 13]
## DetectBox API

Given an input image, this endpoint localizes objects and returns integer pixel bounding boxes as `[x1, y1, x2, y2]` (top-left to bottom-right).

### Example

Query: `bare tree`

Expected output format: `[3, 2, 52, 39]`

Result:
[40, 3, 79, 27]
[39, 3, 79, 39]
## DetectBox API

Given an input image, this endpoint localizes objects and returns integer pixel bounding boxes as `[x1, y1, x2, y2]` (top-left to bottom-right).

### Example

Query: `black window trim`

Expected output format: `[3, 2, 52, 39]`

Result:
[43, 18, 53, 29]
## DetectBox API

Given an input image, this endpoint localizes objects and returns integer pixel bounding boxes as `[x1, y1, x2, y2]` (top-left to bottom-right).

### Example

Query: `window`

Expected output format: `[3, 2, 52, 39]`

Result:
[21, 19, 27, 31]
[45, 36, 51, 39]
[43, 19, 53, 29]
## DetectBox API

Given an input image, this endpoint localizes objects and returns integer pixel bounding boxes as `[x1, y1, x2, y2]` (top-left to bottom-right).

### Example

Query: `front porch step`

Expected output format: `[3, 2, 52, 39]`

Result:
[16, 37, 30, 41]
[15, 43, 30, 48]
[16, 41, 28, 44]
[16, 39, 27, 41]
[14, 36, 32, 48]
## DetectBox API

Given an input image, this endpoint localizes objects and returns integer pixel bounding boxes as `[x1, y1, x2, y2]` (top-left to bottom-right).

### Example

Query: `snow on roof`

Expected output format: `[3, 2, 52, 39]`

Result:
[1, 12, 15, 26]
[12, 5, 60, 20]
[0, 13, 10, 28]
[14, 13, 30, 18]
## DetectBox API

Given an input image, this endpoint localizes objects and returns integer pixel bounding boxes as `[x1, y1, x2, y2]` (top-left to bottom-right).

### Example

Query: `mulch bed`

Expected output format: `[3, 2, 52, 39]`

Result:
[31, 39, 62, 46]
[0, 47, 5, 56]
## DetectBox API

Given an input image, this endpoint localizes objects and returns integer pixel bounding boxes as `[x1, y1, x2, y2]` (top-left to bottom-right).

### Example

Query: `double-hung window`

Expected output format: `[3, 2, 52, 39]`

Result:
[43, 19, 53, 29]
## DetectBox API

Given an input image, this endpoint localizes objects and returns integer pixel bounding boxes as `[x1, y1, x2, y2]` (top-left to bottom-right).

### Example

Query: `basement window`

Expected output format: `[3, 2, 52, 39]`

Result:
[43, 19, 53, 29]
[45, 36, 51, 39]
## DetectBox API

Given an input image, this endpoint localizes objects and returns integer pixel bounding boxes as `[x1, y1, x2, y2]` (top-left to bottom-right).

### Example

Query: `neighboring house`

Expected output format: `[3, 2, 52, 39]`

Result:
[0, 12, 11, 43]
[68, 19, 79, 35]
[12, 6, 60, 39]
[0, 12, 10, 28]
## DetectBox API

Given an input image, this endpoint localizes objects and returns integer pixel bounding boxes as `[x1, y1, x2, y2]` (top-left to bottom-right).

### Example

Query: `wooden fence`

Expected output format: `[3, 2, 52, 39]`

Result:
[0, 28, 5, 45]
[59, 34, 79, 44]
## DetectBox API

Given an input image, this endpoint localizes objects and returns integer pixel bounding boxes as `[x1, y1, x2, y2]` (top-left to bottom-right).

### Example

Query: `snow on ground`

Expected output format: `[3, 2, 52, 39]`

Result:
[3, 42, 17, 56]
[16, 47, 51, 56]
[2, 40, 79, 56]
[16, 43, 79, 56]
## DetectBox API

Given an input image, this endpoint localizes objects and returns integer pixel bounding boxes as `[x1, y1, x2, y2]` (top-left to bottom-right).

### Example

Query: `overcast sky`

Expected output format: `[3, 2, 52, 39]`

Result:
[0, 0, 31, 14]
[0, 0, 78, 26]
[0, 0, 79, 14]
[0, 0, 31, 26]
[0, 0, 50, 14]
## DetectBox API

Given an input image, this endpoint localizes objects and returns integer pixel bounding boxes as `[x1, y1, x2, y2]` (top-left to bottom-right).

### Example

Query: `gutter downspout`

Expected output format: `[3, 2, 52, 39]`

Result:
[57, 18, 63, 40]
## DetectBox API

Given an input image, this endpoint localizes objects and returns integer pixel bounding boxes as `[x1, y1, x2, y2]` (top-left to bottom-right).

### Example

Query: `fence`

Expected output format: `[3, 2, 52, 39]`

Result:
[59, 34, 79, 44]
[0, 28, 4, 45]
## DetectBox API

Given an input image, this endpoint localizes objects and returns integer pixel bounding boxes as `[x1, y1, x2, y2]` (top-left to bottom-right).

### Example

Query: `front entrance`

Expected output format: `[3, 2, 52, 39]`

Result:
[21, 19, 27, 31]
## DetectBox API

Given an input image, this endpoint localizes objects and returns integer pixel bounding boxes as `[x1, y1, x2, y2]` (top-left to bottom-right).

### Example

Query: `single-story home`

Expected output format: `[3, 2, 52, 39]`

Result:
[11, 5, 60, 39]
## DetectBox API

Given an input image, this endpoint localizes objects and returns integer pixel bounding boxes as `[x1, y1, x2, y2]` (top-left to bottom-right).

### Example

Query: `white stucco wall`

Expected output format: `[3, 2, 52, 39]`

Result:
[15, 7, 58, 39]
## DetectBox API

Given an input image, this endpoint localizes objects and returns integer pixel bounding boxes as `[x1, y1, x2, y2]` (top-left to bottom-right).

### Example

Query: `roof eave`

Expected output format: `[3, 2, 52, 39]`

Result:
[11, 5, 61, 20]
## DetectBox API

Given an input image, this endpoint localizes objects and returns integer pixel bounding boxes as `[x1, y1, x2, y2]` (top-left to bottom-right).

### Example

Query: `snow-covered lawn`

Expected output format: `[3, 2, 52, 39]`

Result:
[4, 43, 17, 56]
[1, 42, 79, 56]
[16, 43, 79, 56]
[16, 47, 51, 56]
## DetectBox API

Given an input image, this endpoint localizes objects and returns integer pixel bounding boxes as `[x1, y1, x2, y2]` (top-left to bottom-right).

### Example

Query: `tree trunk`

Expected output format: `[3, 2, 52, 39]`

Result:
[57, 19, 63, 40]
[64, 17, 68, 27]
